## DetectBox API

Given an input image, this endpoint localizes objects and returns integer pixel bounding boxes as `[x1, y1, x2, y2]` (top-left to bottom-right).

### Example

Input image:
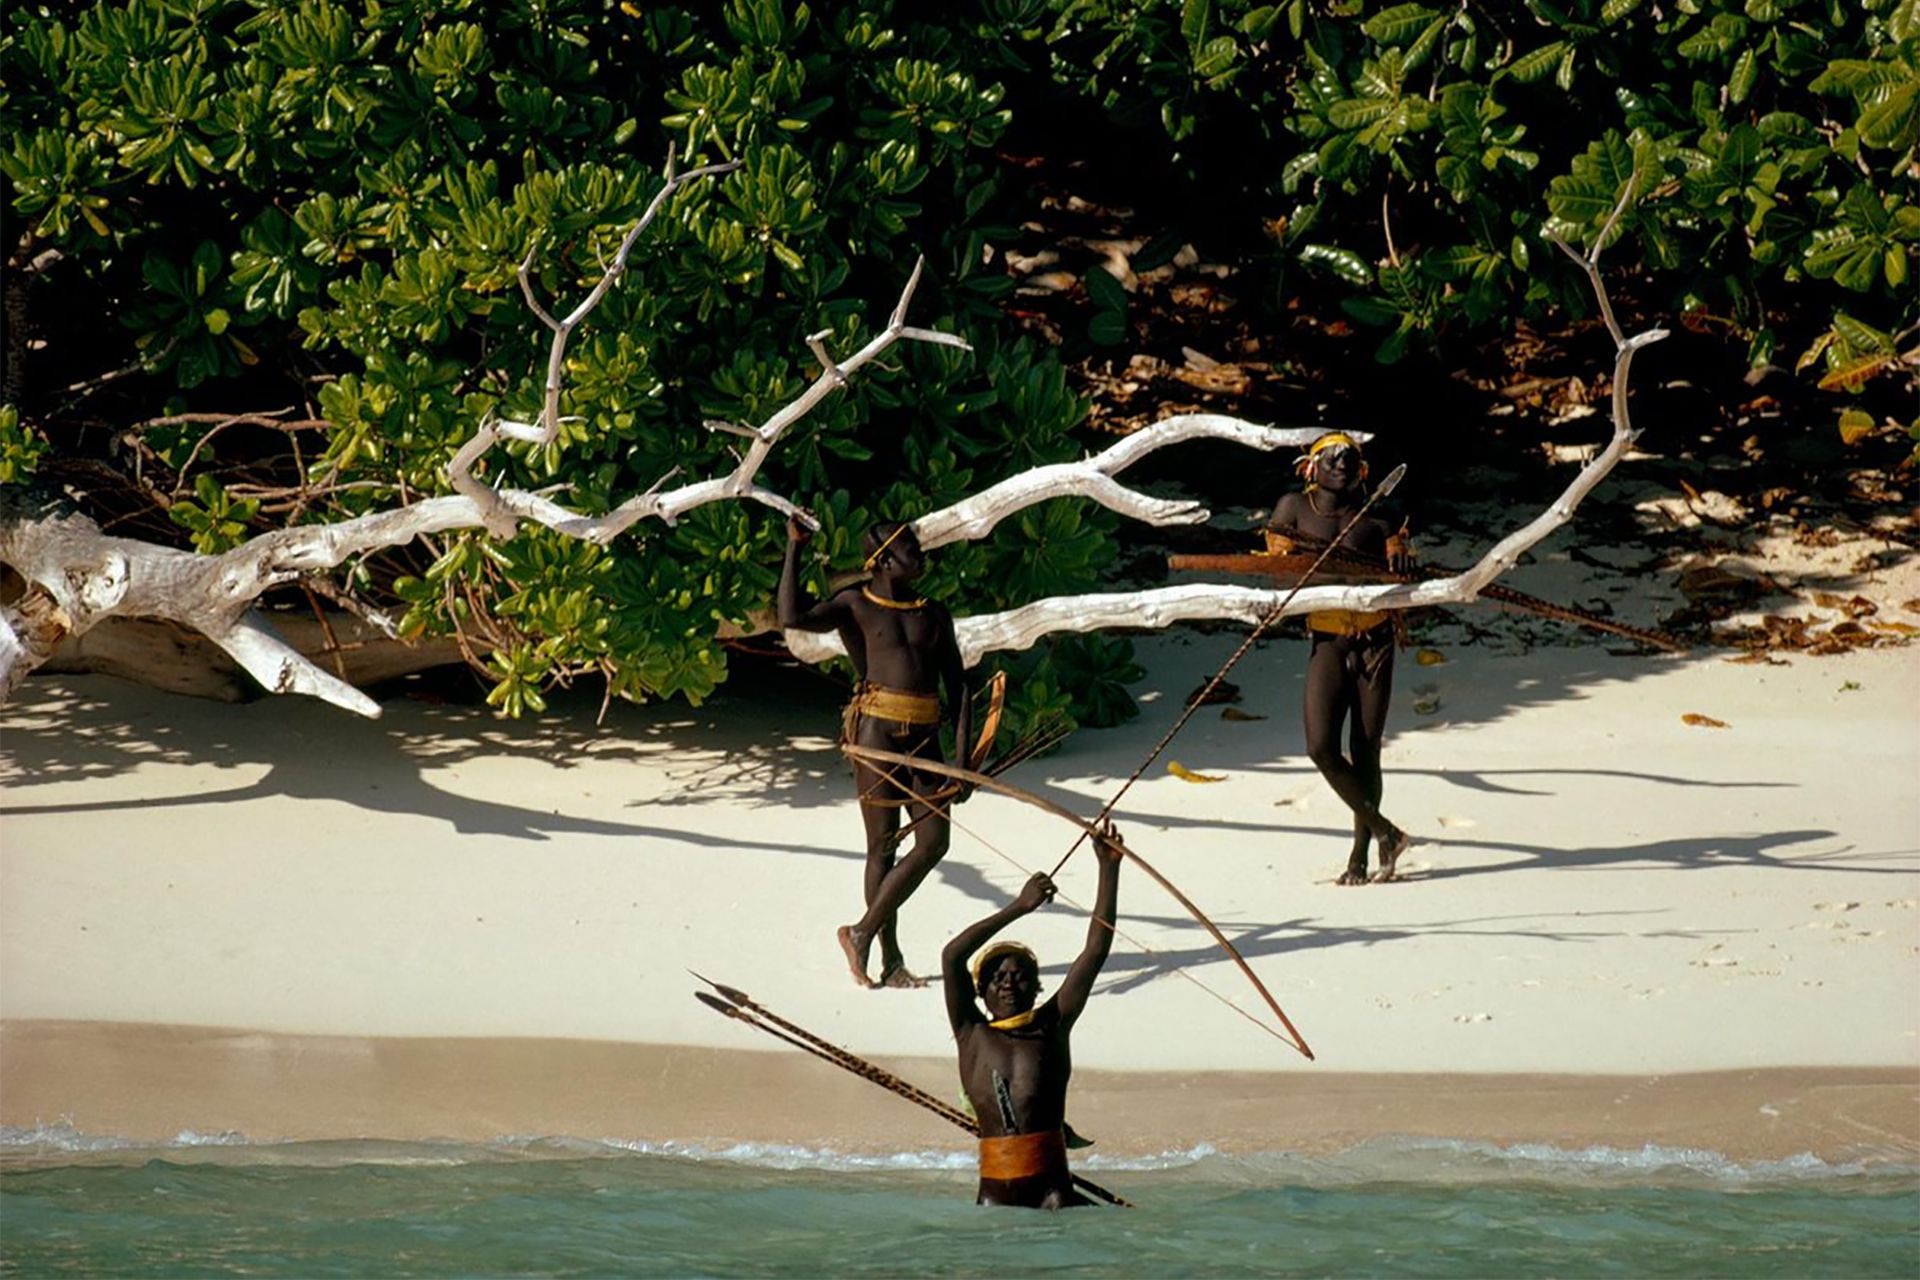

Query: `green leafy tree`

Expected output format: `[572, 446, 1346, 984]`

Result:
[1035, 0, 1917, 443]
[1, 0, 1135, 728]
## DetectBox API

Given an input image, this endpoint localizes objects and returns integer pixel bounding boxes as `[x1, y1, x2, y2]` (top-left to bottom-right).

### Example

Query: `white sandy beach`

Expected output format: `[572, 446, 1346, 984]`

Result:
[3, 631, 1917, 1162]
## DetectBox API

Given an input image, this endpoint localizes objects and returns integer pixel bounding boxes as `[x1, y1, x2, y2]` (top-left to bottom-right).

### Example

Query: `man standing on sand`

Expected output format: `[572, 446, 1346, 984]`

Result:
[780, 516, 972, 989]
[1265, 432, 1415, 884]
[942, 825, 1123, 1209]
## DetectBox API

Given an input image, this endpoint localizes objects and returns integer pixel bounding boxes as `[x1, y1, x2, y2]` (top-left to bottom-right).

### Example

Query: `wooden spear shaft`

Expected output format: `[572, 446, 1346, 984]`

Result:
[1047, 464, 1408, 878]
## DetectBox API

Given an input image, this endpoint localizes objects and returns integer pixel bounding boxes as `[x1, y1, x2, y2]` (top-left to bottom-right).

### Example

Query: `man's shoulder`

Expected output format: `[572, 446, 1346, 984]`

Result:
[1268, 491, 1307, 523]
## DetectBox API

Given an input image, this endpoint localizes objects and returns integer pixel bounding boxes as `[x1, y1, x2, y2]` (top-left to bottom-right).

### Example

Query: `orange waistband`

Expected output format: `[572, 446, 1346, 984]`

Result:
[849, 685, 940, 725]
[978, 1130, 1068, 1181]
[1307, 609, 1391, 637]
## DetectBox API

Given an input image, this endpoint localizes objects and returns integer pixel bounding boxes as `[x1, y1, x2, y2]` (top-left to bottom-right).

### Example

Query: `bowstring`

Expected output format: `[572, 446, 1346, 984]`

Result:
[863, 755, 1299, 1047]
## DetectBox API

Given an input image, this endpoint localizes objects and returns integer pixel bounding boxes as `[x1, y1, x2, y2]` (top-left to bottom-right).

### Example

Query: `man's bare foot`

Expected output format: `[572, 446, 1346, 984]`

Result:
[1370, 828, 1412, 883]
[836, 925, 875, 988]
[1335, 866, 1369, 886]
[877, 963, 928, 989]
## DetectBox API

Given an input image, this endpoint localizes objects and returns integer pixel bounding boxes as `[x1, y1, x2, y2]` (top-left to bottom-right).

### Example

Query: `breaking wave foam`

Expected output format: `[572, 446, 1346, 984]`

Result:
[3, 1119, 1908, 1187]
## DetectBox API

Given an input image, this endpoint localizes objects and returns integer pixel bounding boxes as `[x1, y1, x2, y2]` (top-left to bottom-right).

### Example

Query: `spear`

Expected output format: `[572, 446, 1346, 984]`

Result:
[1048, 463, 1409, 878]
[690, 976, 1131, 1208]
[1169, 535, 1688, 652]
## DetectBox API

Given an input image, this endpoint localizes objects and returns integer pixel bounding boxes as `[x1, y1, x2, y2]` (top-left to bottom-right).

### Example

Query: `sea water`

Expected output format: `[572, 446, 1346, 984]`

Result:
[2, 1126, 1915, 1277]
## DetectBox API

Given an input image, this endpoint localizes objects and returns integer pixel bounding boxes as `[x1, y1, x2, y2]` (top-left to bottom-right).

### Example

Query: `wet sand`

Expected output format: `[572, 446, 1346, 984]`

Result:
[4, 1021, 1914, 1166]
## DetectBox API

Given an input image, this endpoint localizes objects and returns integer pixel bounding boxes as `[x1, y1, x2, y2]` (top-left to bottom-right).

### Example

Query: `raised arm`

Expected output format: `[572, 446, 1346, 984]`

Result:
[942, 873, 1055, 1035]
[1053, 824, 1123, 1029]
[778, 516, 848, 632]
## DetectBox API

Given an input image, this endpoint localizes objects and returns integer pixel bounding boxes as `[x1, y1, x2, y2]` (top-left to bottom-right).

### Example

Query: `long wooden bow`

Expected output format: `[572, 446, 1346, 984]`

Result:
[844, 743, 1314, 1060]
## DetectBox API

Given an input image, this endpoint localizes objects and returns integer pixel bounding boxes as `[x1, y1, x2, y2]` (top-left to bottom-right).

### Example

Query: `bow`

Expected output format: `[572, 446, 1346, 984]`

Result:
[844, 743, 1314, 1061]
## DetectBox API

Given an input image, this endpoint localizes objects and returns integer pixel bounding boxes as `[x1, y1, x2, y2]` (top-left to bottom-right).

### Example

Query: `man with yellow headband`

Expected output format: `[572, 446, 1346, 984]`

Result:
[780, 516, 972, 988]
[1266, 432, 1416, 884]
[940, 822, 1124, 1209]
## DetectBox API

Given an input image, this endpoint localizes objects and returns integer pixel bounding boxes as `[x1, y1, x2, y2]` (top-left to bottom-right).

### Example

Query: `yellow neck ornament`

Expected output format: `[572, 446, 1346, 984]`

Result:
[988, 1009, 1039, 1031]
[861, 585, 925, 611]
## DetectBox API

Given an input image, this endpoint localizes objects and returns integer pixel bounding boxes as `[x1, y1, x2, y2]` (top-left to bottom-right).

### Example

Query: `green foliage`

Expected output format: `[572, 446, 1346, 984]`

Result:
[168, 473, 261, 554]
[0, 406, 50, 485]
[2, 0, 1132, 719]
[1036, 0, 1917, 377]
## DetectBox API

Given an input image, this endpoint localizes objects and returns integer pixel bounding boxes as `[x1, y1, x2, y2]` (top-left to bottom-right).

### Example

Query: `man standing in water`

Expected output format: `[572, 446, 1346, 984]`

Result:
[1266, 433, 1415, 884]
[942, 825, 1123, 1209]
[780, 516, 971, 988]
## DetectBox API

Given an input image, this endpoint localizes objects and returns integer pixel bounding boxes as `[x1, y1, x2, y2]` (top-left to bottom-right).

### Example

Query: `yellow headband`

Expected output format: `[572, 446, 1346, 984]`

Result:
[1308, 431, 1361, 458]
[863, 523, 912, 572]
[971, 940, 1037, 989]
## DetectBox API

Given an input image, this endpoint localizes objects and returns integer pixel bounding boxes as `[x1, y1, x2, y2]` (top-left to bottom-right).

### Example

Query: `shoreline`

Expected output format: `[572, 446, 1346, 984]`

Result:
[4, 1022, 1915, 1168]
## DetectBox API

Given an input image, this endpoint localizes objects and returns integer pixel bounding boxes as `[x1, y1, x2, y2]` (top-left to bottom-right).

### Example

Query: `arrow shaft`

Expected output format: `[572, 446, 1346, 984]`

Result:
[694, 980, 1129, 1207]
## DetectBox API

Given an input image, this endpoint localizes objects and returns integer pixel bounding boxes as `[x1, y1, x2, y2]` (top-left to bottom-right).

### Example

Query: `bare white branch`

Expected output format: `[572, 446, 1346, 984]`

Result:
[788, 256, 1665, 668]
[913, 416, 1370, 550]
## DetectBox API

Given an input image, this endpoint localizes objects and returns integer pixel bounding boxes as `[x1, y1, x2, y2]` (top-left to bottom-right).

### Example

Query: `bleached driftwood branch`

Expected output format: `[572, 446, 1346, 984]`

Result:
[786, 199, 1666, 667]
[0, 148, 1363, 716]
[914, 415, 1370, 549]
[1, 158, 976, 714]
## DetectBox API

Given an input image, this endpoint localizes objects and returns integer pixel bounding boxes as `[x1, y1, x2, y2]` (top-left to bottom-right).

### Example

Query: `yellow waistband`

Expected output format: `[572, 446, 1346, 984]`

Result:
[850, 685, 940, 725]
[1307, 609, 1391, 637]
[978, 1130, 1067, 1181]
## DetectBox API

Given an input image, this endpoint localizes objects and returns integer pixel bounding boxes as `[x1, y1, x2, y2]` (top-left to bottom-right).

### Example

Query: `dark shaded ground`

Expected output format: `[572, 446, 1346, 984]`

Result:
[985, 156, 1919, 661]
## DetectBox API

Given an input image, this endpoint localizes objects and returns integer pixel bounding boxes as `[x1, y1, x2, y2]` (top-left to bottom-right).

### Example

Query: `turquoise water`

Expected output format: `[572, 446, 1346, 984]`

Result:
[2, 1132, 1915, 1277]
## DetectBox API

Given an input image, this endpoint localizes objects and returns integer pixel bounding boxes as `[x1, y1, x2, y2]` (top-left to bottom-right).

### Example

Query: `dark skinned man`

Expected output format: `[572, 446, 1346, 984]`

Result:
[941, 824, 1123, 1209]
[1265, 433, 1416, 885]
[780, 517, 972, 988]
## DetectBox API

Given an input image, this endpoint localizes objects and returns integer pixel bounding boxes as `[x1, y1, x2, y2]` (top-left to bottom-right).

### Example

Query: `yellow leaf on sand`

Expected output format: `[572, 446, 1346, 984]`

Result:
[1414, 648, 1447, 666]
[1682, 713, 1730, 728]
[1220, 706, 1266, 722]
[1168, 761, 1226, 784]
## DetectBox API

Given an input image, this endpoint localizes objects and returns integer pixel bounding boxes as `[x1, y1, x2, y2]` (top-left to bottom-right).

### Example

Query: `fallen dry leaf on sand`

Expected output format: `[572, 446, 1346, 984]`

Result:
[1415, 648, 1447, 666]
[1682, 713, 1730, 728]
[1220, 706, 1266, 721]
[1168, 761, 1227, 783]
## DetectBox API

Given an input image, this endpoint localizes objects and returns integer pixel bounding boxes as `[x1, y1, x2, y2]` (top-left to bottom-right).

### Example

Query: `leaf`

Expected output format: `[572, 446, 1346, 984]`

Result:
[1681, 713, 1730, 728]
[1087, 310, 1130, 346]
[1818, 355, 1895, 392]
[1728, 47, 1759, 105]
[1858, 83, 1920, 152]
[1298, 243, 1374, 284]
[1220, 706, 1267, 721]
[1083, 266, 1128, 312]
[1506, 41, 1570, 84]
[1414, 648, 1447, 665]
[1362, 4, 1440, 45]
[1837, 409, 1876, 444]
[1831, 312, 1895, 357]
[1168, 760, 1227, 783]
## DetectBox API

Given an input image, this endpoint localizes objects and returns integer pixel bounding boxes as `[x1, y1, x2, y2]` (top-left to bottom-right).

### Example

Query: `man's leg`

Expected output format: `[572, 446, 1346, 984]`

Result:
[1351, 644, 1408, 882]
[848, 791, 950, 987]
[1303, 636, 1395, 881]
[837, 760, 902, 987]
[860, 796, 907, 978]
